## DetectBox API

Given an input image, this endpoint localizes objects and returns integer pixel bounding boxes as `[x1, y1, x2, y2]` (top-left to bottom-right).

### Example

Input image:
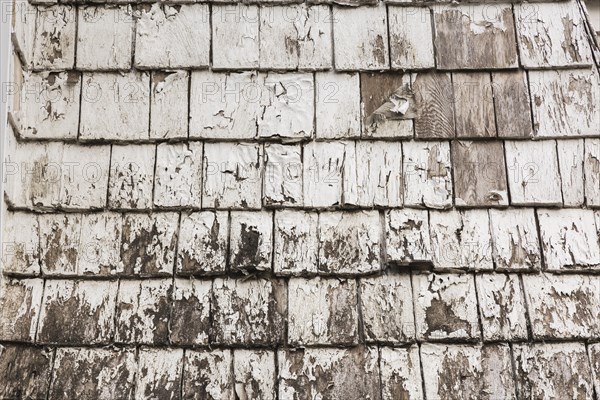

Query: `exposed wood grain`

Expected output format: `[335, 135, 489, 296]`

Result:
[452, 141, 508, 207]
[0, 279, 44, 342]
[360, 275, 415, 343]
[19, 71, 80, 139]
[229, 211, 273, 272]
[557, 139, 584, 207]
[529, 69, 600, 137]
[505, 140, 562, 206]
[413, 274, 480, 341]
[273, 210, 318, 276]
[492, 71, 533, 138]
[33, 5, 76, 70]
[380, 347, 423, 400]
[388, 6, 434, 70]
[360, 72, 414, 138]
[412, 72, 455, 138]
[515, 1, 593, 68]
[318, 211, 381, 275]
[475, 274, 528, 342]
[115, 279, 171, 344]
[403, 141, 452, 209]
[453, 72, 496, 138]
[109, 144, 156, 210]
[287, 277, 359, 345]
[522, 274, 600, 339]
[433, 4, 518, 69]
[154, 142, 203, 208]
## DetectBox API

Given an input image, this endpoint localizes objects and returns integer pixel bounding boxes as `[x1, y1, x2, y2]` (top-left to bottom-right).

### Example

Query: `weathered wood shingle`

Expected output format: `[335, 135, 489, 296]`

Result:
[515, 1, 593, 68]
[433, 4, 518, 69]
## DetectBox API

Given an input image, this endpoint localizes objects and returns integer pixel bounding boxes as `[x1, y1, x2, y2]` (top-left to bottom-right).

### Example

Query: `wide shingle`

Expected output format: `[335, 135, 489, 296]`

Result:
[421, 344, 516, 400]
[433, 4, 518, 69]
[513, 343, 595, 399]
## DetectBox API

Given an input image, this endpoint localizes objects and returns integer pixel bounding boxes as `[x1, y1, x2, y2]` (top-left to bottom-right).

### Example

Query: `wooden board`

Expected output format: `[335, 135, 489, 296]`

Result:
[529, 69, 600, 137]
[433, 4, 518, 69]
[492, 71, 533, 138]
[515, 1, 593, 68]
[360, 72, 414, 138]
[488, 208, 542, 271]
[333, 5, 388, 70]
[403, 141, 453, 209]
[585, 138, 600, 207]
[412, 72, 455, 138]
[452, 141, 508, 207]
[557, 139, 584, 207]
[505, 140, 562, 206]
[453, 72, 496, 138]
[260, 5, 331, 70]
[388, 6, 434, 70]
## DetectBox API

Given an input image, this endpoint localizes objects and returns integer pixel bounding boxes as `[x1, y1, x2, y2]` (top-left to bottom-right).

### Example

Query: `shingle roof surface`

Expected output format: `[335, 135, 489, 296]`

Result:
[2, 0, 600, 398]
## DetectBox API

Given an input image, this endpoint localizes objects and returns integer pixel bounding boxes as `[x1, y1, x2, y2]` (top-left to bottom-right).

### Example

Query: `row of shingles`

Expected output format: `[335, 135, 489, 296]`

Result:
[4, 205, 600, 278]
[14, 1, 595, 72]
[10, 54, 600, 143]
[1, 284, 599, 399]
[0, 343, 277, 399]
[5, 126, 600, 211]
[1, 207, 599, 344]
[0, 341, 599, 399]
[9, 65, 600, 146]
[10, 2, 600, 142]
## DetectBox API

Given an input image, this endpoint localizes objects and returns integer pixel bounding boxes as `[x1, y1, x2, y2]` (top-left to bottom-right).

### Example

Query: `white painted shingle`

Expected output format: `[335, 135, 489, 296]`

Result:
[135, 4, 210, 69]
[77, 6, 133, 70]
[212, 4, 259, 69]
[333, 5, 388, 70]
[259, 5, 331, 70]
